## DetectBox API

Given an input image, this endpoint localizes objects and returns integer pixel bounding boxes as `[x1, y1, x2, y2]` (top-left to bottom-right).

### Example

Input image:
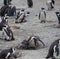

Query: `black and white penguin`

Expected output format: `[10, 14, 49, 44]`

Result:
[19, 35, 45, 49]
[27, 36, 45, 49]
[15, 10, 25, 23]
[39, 8, 46, 23]
[2, 25, 15, 41]
[55, 12, 60, 24]
[27, 0, 33, 8]
[46, 39, 60, 59]
[0, 47, 15, 59]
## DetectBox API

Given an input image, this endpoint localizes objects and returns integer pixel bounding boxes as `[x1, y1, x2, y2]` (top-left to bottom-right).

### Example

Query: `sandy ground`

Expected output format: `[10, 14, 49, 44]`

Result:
[0, 0, 60, 59]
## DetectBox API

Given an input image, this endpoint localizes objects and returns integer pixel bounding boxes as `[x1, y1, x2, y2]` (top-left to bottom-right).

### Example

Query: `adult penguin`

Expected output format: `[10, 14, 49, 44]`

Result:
[39, 8, 46, 23]
[27, 36, 45, 49]
[46, 39, 60, 59]
[2, 25, 15, 41]
[15, 10, 25, 23]
[19, 35, 45, 49]
[27, 0, 33, 8]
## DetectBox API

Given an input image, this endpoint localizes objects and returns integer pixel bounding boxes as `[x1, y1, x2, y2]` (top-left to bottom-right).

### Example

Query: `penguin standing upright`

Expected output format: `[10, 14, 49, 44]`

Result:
[39, 8, 46, 23]
[27, 0, 33, 8]
[46, 39, 60, 59]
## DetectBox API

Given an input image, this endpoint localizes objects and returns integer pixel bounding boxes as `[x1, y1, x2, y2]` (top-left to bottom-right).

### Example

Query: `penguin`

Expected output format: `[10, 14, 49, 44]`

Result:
[0, 47, 15, 59]
[15, 10, 25, 23]
[55, 12, 60, 24]
[39, 8, 46, 23]
[2, 25, 15, 41]
[27, 36, 45, 48]
[46, 39, 60, 59]
[19, 35, 45, 49]
[27, 0, 33, 8]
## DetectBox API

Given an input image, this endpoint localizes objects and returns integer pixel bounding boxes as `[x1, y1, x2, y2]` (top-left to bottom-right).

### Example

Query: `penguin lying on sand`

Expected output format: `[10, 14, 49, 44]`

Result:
[17, 35, 45, 49]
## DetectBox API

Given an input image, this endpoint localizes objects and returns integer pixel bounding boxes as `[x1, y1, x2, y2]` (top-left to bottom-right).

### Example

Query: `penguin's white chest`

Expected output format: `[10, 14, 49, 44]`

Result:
[40, 12, 45, 20]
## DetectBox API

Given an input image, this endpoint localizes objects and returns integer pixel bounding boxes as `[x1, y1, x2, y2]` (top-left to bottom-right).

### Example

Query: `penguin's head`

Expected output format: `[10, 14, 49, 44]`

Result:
[41, 8, 45, 10]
